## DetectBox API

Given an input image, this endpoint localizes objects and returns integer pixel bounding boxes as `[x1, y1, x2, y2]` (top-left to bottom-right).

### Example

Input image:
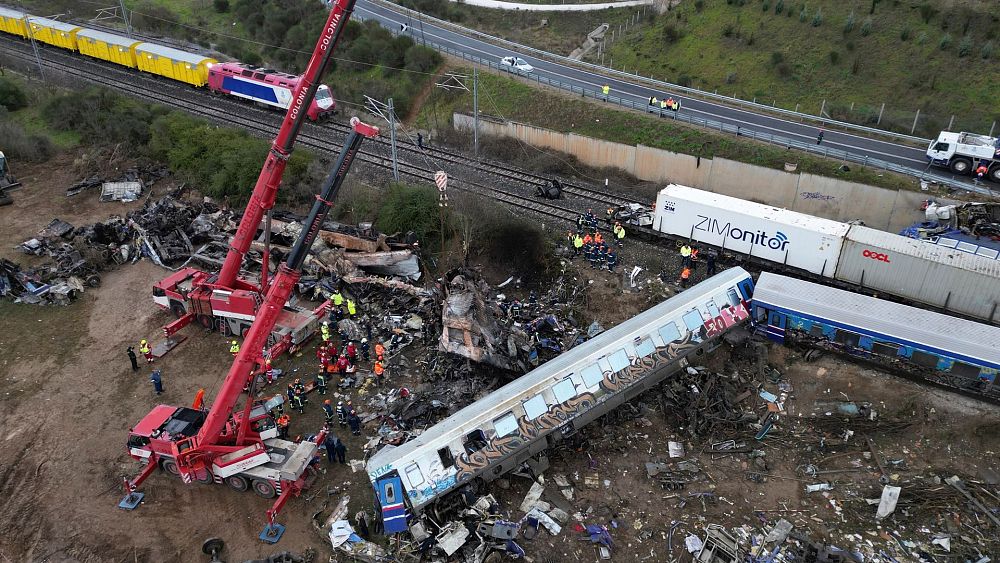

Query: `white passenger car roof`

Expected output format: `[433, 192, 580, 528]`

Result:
[754, 272, 1000, 366]
[369, 268, 751, 470]
[0, 7, 26, 18]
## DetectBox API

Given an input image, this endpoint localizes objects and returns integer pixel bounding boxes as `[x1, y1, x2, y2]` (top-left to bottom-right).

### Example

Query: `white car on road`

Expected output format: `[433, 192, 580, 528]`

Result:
[500, 56, 534, 74]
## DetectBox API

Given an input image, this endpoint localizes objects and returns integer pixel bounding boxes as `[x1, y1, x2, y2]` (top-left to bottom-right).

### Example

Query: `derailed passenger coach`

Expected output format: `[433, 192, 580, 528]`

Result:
[366, 268, 755, 533]
[752, 272, 1000, 400]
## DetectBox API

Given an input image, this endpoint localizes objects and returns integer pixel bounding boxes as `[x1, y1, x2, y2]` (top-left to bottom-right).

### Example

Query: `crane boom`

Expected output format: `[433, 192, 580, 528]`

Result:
[180, 119, 379, 458]
[216, 0, 358, 288]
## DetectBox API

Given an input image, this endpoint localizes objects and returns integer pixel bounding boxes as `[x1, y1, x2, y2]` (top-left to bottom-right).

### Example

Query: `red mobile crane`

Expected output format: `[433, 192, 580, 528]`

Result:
[122, 119, 380, 543]
[152, 0, 358, 357]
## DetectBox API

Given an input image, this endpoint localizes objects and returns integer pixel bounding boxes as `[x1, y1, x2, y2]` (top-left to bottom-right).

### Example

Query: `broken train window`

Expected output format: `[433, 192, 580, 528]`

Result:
[464, 429, 489, 454]
[438, 447, 455, 469]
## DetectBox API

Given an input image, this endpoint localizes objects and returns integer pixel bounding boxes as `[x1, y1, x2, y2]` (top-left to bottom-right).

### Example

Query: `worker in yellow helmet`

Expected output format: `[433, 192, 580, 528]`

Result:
[229, 340, 240, 356]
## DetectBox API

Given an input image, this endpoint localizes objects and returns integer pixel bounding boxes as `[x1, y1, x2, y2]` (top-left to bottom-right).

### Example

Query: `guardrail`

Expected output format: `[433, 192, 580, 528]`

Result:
[365, 0, 933, 146]
[358, 21, 995, 198]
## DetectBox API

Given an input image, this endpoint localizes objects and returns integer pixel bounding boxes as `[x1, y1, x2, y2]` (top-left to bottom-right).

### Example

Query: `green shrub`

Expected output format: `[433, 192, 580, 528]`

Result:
[662, 22, 682, 44]
[213, 0, 229, 12]
[0, 119, 54, 162]
[919, 3, 937, 23]
[958, 35, 973, 57]
[939, 33, 952, 50]
[860, 16, 872, 36]
[762, 1, 770, 12]
[799, 5, 807, 22]
[829, 50, 840, 64]
[982, 41, 995, 59]
[694, 0, 705, 12]
[916, 31, 928, 44]
[0, 78, 27, 111]
[900, 27, 911, 41]
[771, 51, 784, 65]
[843, 11, 854, 34]
[774, 0, 784, 13]
[812, 8, 823, 27]
[375, 183, 441, 244]
[42, 88, 164, 147]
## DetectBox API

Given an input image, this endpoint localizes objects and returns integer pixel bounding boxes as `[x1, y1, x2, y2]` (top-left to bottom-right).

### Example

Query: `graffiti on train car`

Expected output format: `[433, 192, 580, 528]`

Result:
[704, 302, 750, 338]
[454, 328, 710, 482]
[601, 332, 699, 393]
[410, 471, 458, 502]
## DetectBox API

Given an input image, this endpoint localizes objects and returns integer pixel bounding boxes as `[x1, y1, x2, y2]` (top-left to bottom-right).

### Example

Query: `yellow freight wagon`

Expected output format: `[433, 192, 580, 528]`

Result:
[0, 7, 27, 39]
[76, 29, 141, 68]
[25, 16, 80, 51]
[134, 43, 216, 87]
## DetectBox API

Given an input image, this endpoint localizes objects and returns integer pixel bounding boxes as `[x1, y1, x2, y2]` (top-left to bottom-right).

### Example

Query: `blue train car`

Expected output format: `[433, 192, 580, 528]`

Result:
[752, 272, 999, 399]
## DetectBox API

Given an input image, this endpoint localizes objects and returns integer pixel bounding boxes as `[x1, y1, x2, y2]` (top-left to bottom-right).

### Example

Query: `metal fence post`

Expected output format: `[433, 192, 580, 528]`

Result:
[990, 121, 996, 137]
[911, 109, 920, 135]
[877, 102, 885, 125]
[819, 99, 826, 117]
[947, 115, 954, 131]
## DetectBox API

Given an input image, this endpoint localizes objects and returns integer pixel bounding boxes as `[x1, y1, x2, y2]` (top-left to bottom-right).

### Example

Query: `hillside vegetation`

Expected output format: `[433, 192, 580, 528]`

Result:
[594, 0, 999, 136]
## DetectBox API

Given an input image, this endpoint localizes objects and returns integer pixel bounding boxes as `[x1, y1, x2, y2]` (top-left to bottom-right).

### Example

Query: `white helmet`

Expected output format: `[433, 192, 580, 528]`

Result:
[323, 321, 329, 327]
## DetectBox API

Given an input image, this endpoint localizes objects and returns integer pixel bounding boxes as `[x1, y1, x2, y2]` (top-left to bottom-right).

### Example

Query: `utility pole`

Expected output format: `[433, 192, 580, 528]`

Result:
[18, 2, 43, 78]
[388, 98, 399, 181]
[473, 67, 479, 158]
[118, 0, 133, 38]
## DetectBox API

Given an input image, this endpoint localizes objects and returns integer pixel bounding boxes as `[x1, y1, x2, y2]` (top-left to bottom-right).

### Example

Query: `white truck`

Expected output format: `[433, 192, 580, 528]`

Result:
[925, 131, 1000, 182]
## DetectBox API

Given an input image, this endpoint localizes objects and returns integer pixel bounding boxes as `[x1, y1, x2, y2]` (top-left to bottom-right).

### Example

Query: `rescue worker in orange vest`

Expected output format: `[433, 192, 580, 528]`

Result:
[373, 360, 385, 381]
[277, 414, 291, 438]
[374, 341, 386, 361]
[594, 232, 604, 245]
[678, 266, 692, 288]
[193, 388, 206, 410]
[583, 232, 593, 245]
[975, 163, 988, 181]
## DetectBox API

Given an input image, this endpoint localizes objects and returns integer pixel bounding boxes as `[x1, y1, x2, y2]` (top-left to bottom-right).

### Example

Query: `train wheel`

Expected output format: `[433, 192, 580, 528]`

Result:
[161, 459, 180, 476]
[225, 475, 249, 492]
[252, 479, 277, 499]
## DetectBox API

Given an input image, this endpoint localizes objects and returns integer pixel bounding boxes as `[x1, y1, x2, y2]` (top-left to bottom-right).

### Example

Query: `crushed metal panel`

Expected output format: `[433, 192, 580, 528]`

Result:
[439, 272, 512, 369]
[697, 525, 744, 563]
[435, 520, 471, 556]
[100, 181, 144, 202]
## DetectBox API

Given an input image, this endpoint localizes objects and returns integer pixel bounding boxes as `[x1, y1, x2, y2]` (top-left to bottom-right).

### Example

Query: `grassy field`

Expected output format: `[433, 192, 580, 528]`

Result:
[418, 67, 918, 192]
[591, 0, 1000, 137]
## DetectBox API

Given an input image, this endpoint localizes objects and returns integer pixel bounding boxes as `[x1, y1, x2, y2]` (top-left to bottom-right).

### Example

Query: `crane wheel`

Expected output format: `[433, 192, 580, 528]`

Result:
[201, 537, 225, 556]
[161, 459, 180, 475]
[225, 475, 249, 492]
[252, 479, 277, 499]
[950, 158, 972, 174]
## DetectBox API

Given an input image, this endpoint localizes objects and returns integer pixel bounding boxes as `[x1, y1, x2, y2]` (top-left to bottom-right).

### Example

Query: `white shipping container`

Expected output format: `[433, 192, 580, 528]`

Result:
[836, 225, 1000, 324]
[653, 185, 850, 276]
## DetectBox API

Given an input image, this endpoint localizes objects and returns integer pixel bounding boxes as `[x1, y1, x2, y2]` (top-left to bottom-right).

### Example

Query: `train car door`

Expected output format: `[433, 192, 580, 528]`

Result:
[376, 474, 408, 534]
[764, 310, 787, 343]
[737, 278, 755, 302]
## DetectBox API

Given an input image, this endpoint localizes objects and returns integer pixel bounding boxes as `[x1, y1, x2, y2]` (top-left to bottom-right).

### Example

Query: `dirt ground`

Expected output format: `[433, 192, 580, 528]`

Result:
[2, 153, 998, 563]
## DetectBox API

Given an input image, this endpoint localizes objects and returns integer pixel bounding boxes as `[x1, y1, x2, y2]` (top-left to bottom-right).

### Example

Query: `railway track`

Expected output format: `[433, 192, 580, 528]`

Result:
[0, 35, 645, 228]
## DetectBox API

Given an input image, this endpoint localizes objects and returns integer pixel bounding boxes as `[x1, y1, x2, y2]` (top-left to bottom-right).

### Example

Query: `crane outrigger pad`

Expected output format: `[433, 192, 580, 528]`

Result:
[259, 523, 285, 544]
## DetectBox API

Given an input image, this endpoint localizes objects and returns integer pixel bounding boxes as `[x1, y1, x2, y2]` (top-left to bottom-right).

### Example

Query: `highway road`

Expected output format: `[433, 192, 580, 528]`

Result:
[355, 0, 944, 173]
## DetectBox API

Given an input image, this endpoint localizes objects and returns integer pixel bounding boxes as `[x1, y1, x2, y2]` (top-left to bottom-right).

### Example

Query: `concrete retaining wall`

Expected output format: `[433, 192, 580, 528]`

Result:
[454, 113, 930, 232]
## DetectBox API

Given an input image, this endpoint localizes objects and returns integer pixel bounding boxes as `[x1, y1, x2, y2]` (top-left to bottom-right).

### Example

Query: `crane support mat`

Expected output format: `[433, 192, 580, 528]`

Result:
[118, 492, 144, 510]
[152, 336, 187, 358]
[259, 523, 286, 544]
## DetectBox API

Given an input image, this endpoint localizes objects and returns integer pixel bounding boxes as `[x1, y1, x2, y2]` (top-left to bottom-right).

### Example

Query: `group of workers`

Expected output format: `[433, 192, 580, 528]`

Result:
[647, 95, 681, 115]
[569, 208, 624, 272]
[675, 243, 718, 288]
